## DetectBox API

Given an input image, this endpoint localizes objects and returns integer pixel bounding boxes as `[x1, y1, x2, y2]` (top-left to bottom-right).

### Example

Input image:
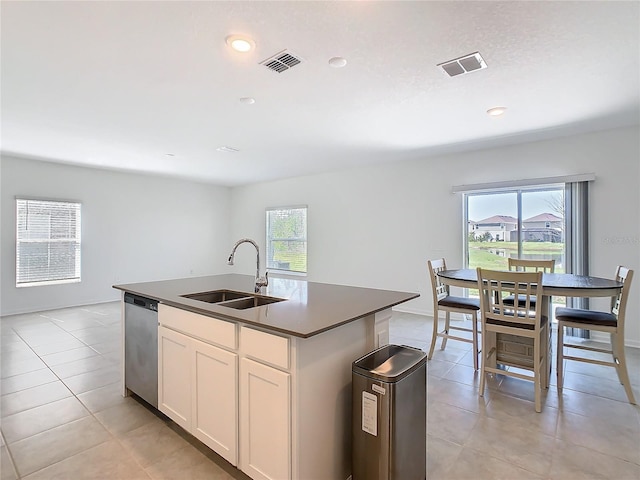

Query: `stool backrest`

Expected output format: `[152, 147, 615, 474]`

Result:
[477, 268, 544, 329]
[613, 266, 634, 334]
[507, 258, 555, 273]
[427, 258, 449, 303]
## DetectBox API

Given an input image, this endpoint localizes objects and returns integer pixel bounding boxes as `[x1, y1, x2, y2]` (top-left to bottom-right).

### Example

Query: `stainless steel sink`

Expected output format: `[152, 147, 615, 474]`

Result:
[180, 289, 249, 303]
[180, 289, 286, 309]
[218, 295, 285, 310]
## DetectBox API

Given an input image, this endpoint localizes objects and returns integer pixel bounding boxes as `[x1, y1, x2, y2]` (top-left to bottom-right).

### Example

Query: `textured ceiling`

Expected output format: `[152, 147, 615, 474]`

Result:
[1, 1, 638, 186]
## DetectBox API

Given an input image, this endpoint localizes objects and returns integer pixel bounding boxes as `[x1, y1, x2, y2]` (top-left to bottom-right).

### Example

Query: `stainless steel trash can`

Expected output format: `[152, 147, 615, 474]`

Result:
[352, 344, 426, 480]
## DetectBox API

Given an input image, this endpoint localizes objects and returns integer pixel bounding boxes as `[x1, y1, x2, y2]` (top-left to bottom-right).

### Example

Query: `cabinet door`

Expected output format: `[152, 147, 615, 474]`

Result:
[192, 338, 238, 466]
[240, 358, 291, 480]
[158, 326, 191, 430]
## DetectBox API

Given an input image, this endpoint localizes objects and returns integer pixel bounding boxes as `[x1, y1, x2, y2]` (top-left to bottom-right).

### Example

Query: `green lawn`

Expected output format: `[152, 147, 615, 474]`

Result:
[467, 241, 566, 305]
[468, 241, 564, 273]
[271, 251, 307, 272]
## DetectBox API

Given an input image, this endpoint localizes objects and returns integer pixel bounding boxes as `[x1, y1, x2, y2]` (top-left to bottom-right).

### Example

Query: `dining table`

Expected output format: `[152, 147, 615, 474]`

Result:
[437, 269, 623, 299]
[436, 269, 623, 382]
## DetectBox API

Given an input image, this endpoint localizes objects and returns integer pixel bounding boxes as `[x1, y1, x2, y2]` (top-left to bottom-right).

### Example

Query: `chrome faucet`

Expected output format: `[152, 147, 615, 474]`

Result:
[227, 238, 269, 293]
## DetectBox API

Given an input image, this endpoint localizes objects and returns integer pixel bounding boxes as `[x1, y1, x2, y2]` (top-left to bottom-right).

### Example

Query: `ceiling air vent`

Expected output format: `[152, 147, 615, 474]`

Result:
[437, 52, 487, 77]
[260, 50, 303, 73]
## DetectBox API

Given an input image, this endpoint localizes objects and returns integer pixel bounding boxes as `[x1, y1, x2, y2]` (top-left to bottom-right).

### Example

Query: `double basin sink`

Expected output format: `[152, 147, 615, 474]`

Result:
[181, 289, 286, 310]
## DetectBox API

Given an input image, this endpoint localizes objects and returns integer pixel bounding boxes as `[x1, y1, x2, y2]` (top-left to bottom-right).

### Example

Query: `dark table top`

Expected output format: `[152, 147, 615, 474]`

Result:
[438, 269, 622, 296]
[114, 274, 418, 338]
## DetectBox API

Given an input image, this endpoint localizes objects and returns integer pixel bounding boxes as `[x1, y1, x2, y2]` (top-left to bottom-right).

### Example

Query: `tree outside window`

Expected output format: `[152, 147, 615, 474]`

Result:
[266, 207, 307, 273]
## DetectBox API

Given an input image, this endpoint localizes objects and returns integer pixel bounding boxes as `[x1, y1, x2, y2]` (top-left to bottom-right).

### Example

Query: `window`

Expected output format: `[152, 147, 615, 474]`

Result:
[464, 186, 565, 271]
[457, 174, 592, 329]
[16, 198, 81, 287]
[266, 206, 307, 273]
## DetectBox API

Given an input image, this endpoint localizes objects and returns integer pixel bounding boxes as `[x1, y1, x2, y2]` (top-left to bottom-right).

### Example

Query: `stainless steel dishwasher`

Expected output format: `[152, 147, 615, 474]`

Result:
[124, 293, 158, 407]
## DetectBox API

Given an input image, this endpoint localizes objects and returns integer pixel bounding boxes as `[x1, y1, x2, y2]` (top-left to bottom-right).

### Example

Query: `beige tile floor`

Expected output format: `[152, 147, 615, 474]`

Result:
[1, 303, 247, 480]
[391, 311, 640, 480]
[1, 304, 639, 479]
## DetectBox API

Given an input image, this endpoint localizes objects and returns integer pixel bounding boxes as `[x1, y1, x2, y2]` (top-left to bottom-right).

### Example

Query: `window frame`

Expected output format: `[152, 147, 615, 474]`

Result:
[461, 180, 591, 333]
[463, 184, 565, 267]
[16, 197, 82, 287]
[265, 205, 308, 275]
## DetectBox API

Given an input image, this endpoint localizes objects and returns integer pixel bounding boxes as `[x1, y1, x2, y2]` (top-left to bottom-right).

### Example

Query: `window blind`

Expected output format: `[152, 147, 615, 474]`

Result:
[564, 181, 590, 338]
[266, 206, 307, 273]
[16, 198, 82, 286]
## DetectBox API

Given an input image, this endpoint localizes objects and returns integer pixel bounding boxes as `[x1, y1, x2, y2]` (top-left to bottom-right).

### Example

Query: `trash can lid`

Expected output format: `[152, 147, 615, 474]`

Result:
[353, 344, 426, 383]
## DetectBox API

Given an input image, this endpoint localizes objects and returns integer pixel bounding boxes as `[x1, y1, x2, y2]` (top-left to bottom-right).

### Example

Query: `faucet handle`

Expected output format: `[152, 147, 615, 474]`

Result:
[255, 271, 269, 292]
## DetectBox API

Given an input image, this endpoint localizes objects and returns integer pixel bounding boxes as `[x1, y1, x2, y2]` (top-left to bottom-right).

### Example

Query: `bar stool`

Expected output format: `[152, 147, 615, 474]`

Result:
[477, 268, 548, 412]
[556, 266, 636, 404]
[427, 258, 480, 370]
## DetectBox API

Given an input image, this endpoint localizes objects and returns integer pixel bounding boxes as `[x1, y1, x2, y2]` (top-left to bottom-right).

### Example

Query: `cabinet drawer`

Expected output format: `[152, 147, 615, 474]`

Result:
[241, 326, 289, 370]
[159, 304, 236, 350]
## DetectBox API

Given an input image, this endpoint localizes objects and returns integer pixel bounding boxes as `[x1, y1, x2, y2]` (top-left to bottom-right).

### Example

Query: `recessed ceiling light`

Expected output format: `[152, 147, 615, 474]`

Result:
[239, 97, 255, 105]
[225, 35, 255, 53]
[328, 56, 347, 68]
[487, 106, 507, 117]
[216, 146, 239, 153]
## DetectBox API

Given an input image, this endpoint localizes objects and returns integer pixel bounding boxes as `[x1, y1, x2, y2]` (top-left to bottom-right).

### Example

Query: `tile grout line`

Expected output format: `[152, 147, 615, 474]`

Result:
[3, 314, 124, 479]
[5, 306, 640, 478]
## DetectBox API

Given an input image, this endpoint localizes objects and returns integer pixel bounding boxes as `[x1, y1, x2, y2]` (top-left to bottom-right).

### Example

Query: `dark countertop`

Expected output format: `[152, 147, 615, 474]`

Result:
[113, 274, 419, 338]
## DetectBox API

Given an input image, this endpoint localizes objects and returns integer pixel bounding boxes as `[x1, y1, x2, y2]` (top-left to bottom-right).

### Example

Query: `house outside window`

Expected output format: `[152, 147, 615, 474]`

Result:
[266, 206, 307, 274]
[16, 198, 82, 287]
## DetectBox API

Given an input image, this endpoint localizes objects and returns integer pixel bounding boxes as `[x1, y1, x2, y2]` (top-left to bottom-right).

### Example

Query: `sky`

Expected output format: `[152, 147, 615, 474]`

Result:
[468, 189, 564, 222]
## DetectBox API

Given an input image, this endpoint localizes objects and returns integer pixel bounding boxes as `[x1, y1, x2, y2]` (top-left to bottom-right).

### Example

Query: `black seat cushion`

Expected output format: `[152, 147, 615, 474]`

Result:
[438, 296, 480, 310]
[502, 294, 537, 308]
[555, 307, 617, 327]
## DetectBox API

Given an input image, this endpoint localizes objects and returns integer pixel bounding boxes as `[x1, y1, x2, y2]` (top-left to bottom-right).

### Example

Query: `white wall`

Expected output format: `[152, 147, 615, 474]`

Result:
[230, 127, 640, 346]
[2, 127, 638, 345]
[1, 156, 231, 315]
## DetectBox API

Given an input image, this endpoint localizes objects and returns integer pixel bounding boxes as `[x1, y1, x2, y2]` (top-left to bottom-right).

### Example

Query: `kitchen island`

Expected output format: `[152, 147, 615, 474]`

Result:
[114, 274, 418, 480]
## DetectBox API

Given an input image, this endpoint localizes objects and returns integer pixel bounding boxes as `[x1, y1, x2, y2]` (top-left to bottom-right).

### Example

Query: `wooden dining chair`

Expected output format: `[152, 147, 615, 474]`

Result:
[556, 266, 636, 404]
[476, 268, 548, 412]
[427, 259, 480, 370]
[503, 258, 555, 310]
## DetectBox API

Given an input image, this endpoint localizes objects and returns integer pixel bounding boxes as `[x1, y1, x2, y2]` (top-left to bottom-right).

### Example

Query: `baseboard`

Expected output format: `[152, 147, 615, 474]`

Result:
[392, 305, 429, 316]
[589, 331, 640, 349]
[393, 307, 640, 350]
[392, 306, 470, 322]
[1, 298, 120, 317]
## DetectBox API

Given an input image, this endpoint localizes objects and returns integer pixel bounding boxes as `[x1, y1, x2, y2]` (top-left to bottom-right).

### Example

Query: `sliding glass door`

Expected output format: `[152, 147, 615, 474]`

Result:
[465, 186, 565, 270]
[465, 185, 566, 312]
[461, 178, 591, 331]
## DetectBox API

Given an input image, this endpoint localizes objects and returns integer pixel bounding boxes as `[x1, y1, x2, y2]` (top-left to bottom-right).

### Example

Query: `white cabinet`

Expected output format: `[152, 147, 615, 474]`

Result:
[192, 338, 238, 465]
[158, 306, 238, 466]
[239, 326, 291, 480]
[156, 303, 389, 480]
[158, 326, 191, 431]
[240, 357, 290, 480]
